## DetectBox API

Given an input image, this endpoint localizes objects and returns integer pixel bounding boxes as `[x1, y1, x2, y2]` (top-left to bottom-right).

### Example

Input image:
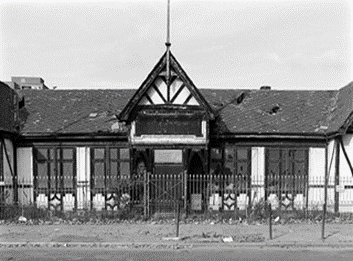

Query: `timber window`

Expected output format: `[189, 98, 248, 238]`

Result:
[224, 147, 251, 193]
[91, 147, 130, 192]
[34, 148, 76, 193]
[265, 148, 308, 197]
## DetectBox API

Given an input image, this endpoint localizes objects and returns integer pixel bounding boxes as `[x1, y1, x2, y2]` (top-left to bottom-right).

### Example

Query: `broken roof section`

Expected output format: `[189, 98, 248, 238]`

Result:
[18, 81, 353, 138]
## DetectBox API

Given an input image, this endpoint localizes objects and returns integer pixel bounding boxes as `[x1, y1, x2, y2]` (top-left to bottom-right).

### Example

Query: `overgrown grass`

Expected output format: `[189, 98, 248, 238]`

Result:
[0, 203, 144, 223]
[2, 202, 353, 224]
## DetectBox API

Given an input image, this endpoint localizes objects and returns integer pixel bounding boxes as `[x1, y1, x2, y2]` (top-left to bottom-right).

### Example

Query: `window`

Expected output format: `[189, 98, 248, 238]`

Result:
[34, 147, 76, 192]
[91, 147, 130, 192]
[224, 147, 251, 193]
[265, 148, 308, 196]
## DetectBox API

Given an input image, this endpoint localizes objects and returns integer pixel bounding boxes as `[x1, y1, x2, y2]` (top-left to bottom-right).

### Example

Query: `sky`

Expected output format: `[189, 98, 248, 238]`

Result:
[0, 0, 352, 90]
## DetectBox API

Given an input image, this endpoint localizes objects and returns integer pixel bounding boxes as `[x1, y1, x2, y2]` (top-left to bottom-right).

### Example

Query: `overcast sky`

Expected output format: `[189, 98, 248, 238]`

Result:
[0, 0, 351, 90]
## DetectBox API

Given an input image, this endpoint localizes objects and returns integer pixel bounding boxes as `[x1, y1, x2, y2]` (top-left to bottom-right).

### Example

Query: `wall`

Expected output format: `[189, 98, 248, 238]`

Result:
[251, 147, 265, 205]
[17, 147, 33, 205]
[76, 147, 90, 210]
[339, 135, 353, 212]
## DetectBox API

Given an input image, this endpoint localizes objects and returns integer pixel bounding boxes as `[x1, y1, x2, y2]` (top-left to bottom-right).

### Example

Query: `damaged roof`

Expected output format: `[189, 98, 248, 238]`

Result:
[19, 89, 135, 135]
[18, 82, 353, 137]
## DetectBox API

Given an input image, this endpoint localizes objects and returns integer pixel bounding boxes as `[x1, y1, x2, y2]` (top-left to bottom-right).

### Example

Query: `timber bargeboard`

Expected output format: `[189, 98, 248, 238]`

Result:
[119, 51, 214, 122]
[119, 51, 214, 145]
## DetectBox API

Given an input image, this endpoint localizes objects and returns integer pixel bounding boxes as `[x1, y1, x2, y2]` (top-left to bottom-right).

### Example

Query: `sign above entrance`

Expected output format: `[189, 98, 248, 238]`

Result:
[130, 119, 208, 145]
[135, 114, 202, 137]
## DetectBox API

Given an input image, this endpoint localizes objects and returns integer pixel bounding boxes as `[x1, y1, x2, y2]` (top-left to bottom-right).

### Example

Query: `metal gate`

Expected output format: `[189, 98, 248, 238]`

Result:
[146, 168, 184, 216]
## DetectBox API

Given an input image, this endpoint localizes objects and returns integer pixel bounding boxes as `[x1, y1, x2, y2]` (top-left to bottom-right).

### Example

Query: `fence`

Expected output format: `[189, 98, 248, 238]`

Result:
[1, 174, 353, 220]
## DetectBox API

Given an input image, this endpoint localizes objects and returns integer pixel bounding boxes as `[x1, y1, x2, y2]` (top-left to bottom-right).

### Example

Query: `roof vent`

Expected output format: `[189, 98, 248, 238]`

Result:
[260, 86, 271, 90]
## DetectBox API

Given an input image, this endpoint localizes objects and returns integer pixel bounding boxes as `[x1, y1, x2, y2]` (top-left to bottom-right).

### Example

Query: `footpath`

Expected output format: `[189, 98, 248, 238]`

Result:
[1, 220, 353, 249]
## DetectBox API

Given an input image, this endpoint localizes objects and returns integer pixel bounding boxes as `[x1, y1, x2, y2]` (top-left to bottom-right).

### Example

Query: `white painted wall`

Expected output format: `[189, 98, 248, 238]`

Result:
[308, 147, 325, 210]
[17, 147, 33, 205]
[76, 147, 90, 210]
[251, 147, 265, 204]
[339, 135, 353, 212]
[308, 143, 337, 211]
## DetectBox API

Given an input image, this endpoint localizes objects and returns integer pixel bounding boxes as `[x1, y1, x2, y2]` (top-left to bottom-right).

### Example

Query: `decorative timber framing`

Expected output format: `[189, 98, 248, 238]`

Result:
[118, 51, 214, 122]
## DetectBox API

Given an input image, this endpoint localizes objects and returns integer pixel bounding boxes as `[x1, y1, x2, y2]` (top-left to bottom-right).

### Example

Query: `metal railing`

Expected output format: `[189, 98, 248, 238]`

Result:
[1, 174, 353, 220]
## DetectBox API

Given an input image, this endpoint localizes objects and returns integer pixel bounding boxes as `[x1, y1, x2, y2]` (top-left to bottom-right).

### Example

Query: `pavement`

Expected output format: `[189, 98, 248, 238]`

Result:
[1, 220, 353, 249]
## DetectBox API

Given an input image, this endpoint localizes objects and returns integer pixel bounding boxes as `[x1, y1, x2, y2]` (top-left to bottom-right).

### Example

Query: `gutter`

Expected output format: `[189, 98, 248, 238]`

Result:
[19, 132, 128, 140]
[211, 132, 333, 140]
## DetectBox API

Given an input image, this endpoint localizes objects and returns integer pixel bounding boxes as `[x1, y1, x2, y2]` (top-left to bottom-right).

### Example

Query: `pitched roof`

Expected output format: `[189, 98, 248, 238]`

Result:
[201, 89, 339, 136]
[18, 82, 353, 137]
[19, 89, 135, 135]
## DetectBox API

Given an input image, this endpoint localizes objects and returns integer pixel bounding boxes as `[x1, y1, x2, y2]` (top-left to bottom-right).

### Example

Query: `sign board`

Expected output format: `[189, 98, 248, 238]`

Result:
[191, 194, 202, 210]
[135, 115, 202, 136]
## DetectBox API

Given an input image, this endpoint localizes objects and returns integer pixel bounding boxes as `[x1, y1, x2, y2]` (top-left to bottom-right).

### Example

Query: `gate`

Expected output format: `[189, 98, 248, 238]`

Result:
[146, 170, 184, 216]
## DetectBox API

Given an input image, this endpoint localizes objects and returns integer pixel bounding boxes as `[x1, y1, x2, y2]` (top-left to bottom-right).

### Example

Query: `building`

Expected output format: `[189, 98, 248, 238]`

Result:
[6, 76, 49, 90]
[2, 49, 353, 216]
[0, 82, 19, 205]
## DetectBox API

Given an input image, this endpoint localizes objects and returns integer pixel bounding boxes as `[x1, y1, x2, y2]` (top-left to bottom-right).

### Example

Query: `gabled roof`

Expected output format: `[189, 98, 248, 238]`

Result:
[118, 51, 214, 121]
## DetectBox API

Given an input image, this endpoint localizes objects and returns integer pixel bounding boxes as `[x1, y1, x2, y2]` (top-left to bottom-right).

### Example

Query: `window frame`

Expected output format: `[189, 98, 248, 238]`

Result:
[265, 147, 309, 199]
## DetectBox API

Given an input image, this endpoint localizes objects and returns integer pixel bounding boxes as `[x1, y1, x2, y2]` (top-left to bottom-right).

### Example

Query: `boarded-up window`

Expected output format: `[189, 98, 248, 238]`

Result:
[91, 147, 130, 191]
[224, 147, 251, 193]
[58, 149, 75, 189]
[34, 147, 76, 191]
[266, 148, 308, 195]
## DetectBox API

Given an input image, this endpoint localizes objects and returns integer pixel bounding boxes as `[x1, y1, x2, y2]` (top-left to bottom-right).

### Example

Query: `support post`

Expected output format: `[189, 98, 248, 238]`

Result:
[268, 203, 272, 240]
[322, 142, 329, 240]
[176, 199, 181, 237]
[335, 140, 340, 214]
[144, 170, 148, 219]
[322, 203, 326, 240]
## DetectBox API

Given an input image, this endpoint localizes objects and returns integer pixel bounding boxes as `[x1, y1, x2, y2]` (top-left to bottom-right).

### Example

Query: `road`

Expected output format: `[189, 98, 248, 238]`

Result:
[1, 247, 353, 261]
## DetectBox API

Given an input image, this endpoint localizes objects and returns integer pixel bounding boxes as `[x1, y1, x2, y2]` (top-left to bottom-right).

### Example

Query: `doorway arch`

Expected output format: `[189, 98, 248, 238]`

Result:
[187, 151, 206, 212]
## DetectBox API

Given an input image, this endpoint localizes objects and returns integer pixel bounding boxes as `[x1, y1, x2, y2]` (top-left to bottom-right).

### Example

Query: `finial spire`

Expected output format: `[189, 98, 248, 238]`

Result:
[166, 0, 171, 47]
[166, 0, 171, 87]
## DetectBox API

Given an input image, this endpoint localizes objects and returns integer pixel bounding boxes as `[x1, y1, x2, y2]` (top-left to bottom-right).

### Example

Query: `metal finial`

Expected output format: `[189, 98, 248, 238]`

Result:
[166, 0, 171, 46]
[166, 0, 171, 89]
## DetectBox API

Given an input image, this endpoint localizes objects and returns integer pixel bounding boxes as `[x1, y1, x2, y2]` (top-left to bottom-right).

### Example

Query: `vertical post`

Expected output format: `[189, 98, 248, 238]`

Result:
[335, 140, 340, 214]
[165, 0, 171, 88]
[268, 203, 273, 240]
[176, 199, 181, 237]
[322, 141, 328, 240]
[184, 170, 187, 217]
[322, 203, 326, 240]
[144, 170, 148, 219]
[22, 177, 24, 217]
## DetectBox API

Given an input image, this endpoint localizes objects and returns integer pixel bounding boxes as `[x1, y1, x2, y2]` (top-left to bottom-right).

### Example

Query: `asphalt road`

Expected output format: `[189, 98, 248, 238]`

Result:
[1, 247, 353, 261]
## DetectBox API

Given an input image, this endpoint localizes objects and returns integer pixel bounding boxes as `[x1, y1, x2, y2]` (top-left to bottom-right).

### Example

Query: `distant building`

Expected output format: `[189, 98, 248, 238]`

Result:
[6, 76, 49, 90]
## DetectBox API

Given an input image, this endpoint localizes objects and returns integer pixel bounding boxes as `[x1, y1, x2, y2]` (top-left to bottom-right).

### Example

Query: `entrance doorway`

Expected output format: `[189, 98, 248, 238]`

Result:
[148, 149, 184, 214]
[187, 152, 206, 213]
